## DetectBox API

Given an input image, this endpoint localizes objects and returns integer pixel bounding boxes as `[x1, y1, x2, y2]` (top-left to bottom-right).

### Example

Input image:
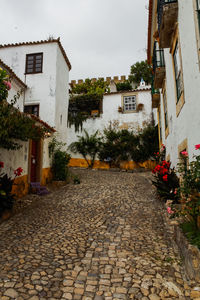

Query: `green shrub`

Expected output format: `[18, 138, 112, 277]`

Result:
[52, 150, 71, 181]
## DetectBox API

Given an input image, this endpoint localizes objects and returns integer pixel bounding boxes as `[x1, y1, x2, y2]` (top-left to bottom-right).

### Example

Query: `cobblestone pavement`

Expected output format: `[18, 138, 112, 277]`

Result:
[0, 169, 198, 299]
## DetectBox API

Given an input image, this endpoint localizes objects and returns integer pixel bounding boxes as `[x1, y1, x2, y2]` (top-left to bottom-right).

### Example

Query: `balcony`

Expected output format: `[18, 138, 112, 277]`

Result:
[153, 42, 165, 89]
[157, 0, 178, 48]
[151, 79, 160, 108]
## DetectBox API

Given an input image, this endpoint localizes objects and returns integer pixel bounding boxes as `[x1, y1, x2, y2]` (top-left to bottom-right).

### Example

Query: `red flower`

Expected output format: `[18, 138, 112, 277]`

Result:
[0, 161, 4, 168]
[163, 174, 168, 181]
[14, 167, 23, 176]
[195, 144, 200, 150]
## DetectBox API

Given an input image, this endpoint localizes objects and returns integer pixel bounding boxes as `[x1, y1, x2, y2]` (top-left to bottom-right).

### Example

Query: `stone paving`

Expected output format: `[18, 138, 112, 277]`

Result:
[0, 169, 199, 299]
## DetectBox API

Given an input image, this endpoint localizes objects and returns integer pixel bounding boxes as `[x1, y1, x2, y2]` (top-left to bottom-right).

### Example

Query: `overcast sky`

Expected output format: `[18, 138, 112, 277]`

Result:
[0, 0, 149, 81]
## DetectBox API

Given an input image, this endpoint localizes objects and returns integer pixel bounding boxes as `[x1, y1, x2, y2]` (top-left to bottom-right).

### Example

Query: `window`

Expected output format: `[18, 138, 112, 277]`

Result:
[25, 53, 43, 74]
[123, 95, 136, 112]
[24, 105, 39, 116]
[163, 90, 168, 129]
[197, 0, 200, 30]
[173, 42, 183, 102]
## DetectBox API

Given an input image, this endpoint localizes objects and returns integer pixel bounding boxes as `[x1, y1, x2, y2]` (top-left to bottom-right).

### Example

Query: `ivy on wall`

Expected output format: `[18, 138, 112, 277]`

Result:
[68, 78, 110, 132]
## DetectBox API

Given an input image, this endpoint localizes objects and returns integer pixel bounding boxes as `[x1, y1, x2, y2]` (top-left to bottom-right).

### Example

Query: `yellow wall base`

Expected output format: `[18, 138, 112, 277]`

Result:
[12, 168, 52, 198]
[69, 158, 156, 170]
[12, 175, 29, 198]
[41, 168, 52, 186]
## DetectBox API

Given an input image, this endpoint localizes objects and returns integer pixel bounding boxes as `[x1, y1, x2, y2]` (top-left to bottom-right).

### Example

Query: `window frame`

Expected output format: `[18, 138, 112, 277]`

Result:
[171, 27, 185, 117]
[123, 95, 137, 113]
[25, 52, 43, 74]
[173, 42, 183, 102]
[24, 104, 39, 117]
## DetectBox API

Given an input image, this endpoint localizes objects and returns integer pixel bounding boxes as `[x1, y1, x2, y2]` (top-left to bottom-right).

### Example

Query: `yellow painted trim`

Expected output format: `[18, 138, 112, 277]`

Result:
[41, 167, 52, 185]
[12, 175, 29, 198]
[69, 158, 156, 170]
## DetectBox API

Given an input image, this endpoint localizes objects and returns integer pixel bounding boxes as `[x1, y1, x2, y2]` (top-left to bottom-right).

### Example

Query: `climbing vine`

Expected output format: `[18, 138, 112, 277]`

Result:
[0, 68, 50, 150]
[68, 78, 110, 132]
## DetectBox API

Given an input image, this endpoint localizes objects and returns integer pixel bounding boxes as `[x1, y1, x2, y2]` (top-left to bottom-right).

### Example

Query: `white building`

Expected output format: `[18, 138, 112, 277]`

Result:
[67, 79, 154, 168]
[0, 38, 71, 195]
[0, 38, 71, 144]
[147, 0, 200, 167]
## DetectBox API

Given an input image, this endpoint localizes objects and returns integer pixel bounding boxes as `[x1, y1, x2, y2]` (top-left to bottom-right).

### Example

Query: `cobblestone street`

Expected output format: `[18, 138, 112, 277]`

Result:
[0, 169, 197, 299]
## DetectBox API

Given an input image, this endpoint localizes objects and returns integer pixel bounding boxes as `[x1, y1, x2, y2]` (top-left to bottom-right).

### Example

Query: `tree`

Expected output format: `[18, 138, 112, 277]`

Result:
[0, 69, 49, 150]
[129, 60, 152, 85]
[68, 130, 102, 168]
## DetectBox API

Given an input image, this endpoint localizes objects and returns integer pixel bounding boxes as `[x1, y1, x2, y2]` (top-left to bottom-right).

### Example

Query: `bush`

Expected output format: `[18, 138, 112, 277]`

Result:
[0, 163, 23, 216]
[98, 124, 159, 166]
[52, 150, 71, 181]
[152, 160, 180, 203]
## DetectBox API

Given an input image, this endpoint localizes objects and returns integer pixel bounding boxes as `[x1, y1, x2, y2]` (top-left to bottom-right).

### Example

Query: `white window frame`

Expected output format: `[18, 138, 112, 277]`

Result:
[123, 95, 137, 112]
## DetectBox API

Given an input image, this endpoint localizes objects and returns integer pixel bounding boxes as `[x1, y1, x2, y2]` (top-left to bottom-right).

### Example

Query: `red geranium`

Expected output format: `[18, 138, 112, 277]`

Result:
[0, 161, 4, 168]
[163, 174, 168, 181]
[14, 167, 23, 177]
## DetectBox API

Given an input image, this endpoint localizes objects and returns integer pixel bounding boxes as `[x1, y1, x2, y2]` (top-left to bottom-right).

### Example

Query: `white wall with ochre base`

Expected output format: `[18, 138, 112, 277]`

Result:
[67, 90, 153, 159]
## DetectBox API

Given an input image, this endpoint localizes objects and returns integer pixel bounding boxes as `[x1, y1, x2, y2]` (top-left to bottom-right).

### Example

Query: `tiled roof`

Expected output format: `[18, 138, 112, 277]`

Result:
[0, 58, 27, 88]
[104, 88, 151, 96]
[0, 37, 72, 70]
[147, 0, 153, 64]
[30, 114, 56, 132]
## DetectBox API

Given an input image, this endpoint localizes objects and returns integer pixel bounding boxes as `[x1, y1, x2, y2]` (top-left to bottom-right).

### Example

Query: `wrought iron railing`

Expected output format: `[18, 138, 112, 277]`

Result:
[157, 0, 178, 33]
[153, 42, 165, 73]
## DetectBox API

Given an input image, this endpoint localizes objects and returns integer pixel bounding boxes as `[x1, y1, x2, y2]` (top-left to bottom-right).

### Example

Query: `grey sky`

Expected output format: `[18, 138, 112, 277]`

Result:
[0, 0, 149, 81]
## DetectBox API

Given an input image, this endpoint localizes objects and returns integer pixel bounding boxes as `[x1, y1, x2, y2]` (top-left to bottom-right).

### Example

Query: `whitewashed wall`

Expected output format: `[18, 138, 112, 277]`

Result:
[158, 0, 200, 167]
[0, 43, 70, 146]
[0, 141, 29, 178]
[67, 89, 153, 159]
[55, 45, 70, 145]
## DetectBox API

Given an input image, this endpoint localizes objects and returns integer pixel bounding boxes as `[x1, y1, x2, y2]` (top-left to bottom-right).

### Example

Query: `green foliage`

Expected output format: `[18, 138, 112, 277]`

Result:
[116, 81, 132, 92]
[129, 60, 152, 85]
[0, 173, 15, 216]
[0, 99, 48, 150]
[68, 93, 102, 132]
[49, 137, 71, 181]
[68, 78, 110, 132]
[52, 150, 71, 181]
[98, 124, 159, 167]
[71, 78, 110, 95]
[181, 221, 200, 249]
[0, 164, 23, 216]
[68, 130, 102, 168]
[0, 68, 9, 102]
[176, 150, 200, 228]
[73, 175, 81, 184]
[0, 69, 50, 150]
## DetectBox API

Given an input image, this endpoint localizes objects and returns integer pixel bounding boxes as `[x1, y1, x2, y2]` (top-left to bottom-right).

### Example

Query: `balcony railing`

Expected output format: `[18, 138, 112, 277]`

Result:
[157, 0, 178, 48]
[153, 42, 165, 89]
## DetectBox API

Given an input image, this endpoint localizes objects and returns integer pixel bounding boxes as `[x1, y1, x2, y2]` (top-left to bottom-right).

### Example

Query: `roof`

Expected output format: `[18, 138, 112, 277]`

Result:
[0, 59, 27, 88]
[147, 0, 153, 64]
[104, 87, 151, 96]
[30, 114, 56, 132]
[0, 37, 72, 71]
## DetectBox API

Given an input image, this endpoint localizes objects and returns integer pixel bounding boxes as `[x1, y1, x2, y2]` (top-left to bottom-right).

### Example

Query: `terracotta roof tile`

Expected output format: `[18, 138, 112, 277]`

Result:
[104, 88, 151, 96]
[0, 37, 72, 70]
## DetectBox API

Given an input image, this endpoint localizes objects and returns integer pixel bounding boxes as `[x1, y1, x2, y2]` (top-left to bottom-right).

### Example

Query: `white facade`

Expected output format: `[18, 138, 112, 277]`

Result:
[67, 86, 153, 159]
[148, 0, 200, 167]
[0, 40, 71, 145]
